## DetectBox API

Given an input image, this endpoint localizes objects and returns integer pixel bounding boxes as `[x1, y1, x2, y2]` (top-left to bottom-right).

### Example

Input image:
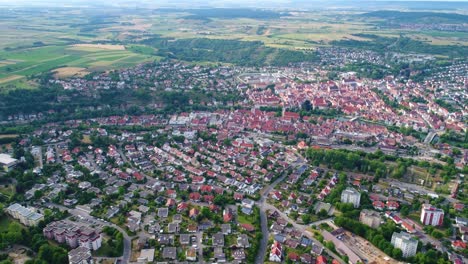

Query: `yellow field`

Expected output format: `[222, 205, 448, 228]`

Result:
[0, 75, 24, 84]
[0, 134, 18, 139]
[53, 67, 90, 78]
[70, 44, 126, 51]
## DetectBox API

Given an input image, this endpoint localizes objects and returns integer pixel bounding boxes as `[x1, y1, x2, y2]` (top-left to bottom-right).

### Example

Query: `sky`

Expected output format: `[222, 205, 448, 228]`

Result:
[0, 0, 467, 9]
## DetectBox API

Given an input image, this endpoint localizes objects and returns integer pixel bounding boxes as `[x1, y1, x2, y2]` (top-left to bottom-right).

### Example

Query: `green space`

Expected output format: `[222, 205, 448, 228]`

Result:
[0, 45, 159, 91]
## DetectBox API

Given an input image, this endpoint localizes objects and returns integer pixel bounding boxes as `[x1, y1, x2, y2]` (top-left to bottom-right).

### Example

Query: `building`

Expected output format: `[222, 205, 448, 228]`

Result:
[43, 221, 102, 250]
[391, 232, 418, 258]
[68, 246, 93, 264]
[137, 248, 155, 263]
[341, 187, 361, 208]
[0, 153, 19, 172]
[359, 209, 381, 228]
[269, 241, 282, 262]
[5, 203, 43, 226]
[420, 204, 444, 226]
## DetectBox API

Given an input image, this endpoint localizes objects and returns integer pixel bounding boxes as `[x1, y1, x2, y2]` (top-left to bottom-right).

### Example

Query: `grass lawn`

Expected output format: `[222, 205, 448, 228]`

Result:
[93, 242, 116, 257]
[0, 184, 16, 198]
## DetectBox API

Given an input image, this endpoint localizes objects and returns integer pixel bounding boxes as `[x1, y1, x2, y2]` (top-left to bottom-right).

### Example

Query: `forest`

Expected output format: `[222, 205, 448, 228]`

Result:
[139, 37, 319, 66]
[331, 34, 468, 58]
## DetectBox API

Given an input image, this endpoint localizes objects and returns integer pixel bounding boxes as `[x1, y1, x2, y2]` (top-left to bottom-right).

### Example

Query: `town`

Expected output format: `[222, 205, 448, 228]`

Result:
[0, 49, 467, 264]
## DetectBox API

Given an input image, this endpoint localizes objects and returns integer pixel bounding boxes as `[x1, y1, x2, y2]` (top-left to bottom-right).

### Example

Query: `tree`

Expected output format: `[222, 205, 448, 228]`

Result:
[302, 100, 312, 112]
[301, 214, 311, 224]
[392, 248, 403, 260]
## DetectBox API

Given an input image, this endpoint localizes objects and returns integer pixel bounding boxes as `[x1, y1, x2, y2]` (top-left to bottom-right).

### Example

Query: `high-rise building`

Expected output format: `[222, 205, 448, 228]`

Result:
[391, 232, 418, 258]
[359, 209, 381, 228]
[341, 187, 361, 208]
[420, 204, 444, 226]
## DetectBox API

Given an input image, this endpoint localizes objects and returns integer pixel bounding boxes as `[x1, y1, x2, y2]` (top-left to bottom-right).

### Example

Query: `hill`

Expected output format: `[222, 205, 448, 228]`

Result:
[360, 10, 468, 24]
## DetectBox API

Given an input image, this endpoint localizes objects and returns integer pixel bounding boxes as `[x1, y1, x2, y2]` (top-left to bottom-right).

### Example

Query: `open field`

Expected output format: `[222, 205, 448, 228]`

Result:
[0, 75, 24, 84]
[0, 45, 160, 91]
[0, 7, 467, 91]
[71, 44, 126, 51]
[53, 67, 89, 78]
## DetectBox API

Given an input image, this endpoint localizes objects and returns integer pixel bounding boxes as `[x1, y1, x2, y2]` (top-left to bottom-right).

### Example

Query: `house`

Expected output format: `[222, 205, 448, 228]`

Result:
[386, 201, 399, 210]
[372, 201, 385, 210]
[232, 249, 246, 260]
[213, 232, 225, 247]
[452, 240, 467, 250]
[158, 234, 174, 245]
[269, 241, 282, 262]
[223, 208, 234, 222]
[137, 248, 155, 263]
[288, 252, 300, 262]
[271, 191, 282, 200]
[168, 222, 179, 233]
[316, 255, 327, 264]
[240, 223, 255, 232]
[241, 198, 255, 209]
[158, 208, 169, 218]
[189, 208, 200, 218]
[189, 192, 201, 202]
[301, 253, 314, 264]
[179, 234, 191, 245]
[162, 247, 177, 260]
[186, 247, 197, 261]
[237, 234, 250, 248]
[177, 202, 189, 212]
[221, 224, 232, 235]
[214, 247, 226, 262]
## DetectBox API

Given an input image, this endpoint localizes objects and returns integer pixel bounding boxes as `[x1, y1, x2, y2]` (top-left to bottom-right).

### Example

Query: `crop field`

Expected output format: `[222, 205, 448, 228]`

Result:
[0, 45, 159, 91]
[0, 7, 467, 91]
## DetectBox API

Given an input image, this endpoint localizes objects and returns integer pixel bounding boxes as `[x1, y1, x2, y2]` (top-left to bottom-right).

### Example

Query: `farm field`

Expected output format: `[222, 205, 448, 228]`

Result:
[0, 45, 160, 91]
[0, 7, 467, 91]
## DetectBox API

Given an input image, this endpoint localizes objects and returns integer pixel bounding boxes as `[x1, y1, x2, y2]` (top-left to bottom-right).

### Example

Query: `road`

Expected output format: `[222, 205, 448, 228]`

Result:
[253, 156, 345, 264]
[255, 164, 294, 264]
[260, 202, 345, 264]
[46, 203, 132, 263]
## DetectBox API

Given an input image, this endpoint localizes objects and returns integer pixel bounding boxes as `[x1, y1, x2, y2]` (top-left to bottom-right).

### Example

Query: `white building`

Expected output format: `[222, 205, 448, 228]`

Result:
[5, 203, 43, 226]
[0, 153, 18, 172]
[420, 204, 444, 226]
[341, 187, 361, 208]
[391, 232, 418, 258]
[138, 248, 155, 263]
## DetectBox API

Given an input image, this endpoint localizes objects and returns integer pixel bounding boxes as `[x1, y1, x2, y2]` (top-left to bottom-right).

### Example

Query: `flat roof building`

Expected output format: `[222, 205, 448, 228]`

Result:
[5, 203, 43, 227]
[68, 246, 92, 264]
[0, 154, 19, 172]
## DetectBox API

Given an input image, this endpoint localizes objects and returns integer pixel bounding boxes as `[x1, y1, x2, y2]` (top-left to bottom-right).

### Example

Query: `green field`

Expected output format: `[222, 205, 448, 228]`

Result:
[0, 7, 467, 91]
[0, 45, 161, 91]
